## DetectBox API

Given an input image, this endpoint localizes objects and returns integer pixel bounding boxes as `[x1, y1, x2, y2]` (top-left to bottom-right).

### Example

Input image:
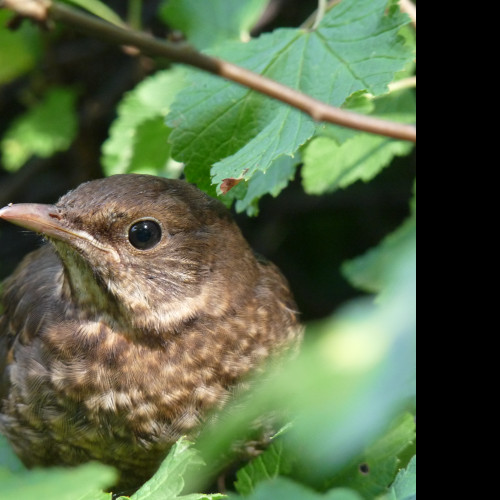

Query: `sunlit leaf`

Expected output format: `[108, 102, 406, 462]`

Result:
[129, 438, 225, 500]
[167, 0, 414, 204]
[1, 87, 78, 172]
[302, 91, 416, 195]
[102, 68, 186, 178]
[0, 11, 41, 85]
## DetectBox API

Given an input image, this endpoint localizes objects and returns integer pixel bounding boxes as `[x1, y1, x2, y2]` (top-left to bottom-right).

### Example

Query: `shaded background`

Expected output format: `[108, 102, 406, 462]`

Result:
[0, 0, 416, 322]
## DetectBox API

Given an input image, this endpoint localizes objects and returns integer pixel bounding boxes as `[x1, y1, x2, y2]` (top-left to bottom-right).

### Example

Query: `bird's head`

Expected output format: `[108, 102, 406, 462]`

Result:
[0, 175, 258, 337]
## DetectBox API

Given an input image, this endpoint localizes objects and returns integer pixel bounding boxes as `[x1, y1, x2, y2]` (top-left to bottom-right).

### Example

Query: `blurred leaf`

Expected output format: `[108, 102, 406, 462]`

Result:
[189, 215, 416, 493]
[128, 117, 174, 175]
[302, 91, 416, 195]
[62, 0, 125, 27]
[324, 413, 416, 497]
[102, 68, 186, 177]
[230, 477, 363, 500]
[129, 437, 224, 500]
[0, 11, 42, 85]
[0, 462, 116, 500]
[160, 0, 269, 49]
[1, 87, 78, 171]
[0, 435, 24, 474]
[167, 0, 414, 201]
[342, 212, 416, 295]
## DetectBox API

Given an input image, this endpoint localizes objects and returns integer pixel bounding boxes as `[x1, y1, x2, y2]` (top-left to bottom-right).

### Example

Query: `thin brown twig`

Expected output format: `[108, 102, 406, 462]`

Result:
[1, 0, 416, 143]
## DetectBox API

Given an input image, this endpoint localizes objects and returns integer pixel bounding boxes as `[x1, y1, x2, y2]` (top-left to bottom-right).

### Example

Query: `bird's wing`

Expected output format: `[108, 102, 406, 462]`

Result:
[0, 245, 62, 401]
[0, 308, 15, 401]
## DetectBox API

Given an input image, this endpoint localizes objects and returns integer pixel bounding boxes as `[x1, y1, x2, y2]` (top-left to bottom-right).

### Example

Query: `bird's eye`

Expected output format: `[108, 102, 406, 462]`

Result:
[129, 220, 162, 250]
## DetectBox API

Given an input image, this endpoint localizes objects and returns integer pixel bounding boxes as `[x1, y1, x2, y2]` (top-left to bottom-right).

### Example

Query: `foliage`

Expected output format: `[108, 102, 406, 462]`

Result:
[0, 0, 416, 499]
[1, 87, 78, 171]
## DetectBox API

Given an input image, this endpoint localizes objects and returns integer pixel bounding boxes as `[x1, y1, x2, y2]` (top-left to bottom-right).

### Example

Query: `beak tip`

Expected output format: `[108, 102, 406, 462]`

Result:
[0, 204, 14, 219]
[0, 203, 59, 232]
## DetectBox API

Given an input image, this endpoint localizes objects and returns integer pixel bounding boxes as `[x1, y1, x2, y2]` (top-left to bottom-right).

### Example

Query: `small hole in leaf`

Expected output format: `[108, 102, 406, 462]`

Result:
[359, 463, 370, 475]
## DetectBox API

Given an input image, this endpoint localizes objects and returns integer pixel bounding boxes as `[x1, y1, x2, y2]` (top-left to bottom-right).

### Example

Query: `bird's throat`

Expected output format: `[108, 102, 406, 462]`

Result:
[54, 241, 120, 322]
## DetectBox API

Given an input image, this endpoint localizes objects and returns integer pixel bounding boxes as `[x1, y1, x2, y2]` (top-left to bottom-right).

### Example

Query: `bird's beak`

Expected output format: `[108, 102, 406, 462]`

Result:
[0, 203, 117, 260]
[0, 203, 68, 238]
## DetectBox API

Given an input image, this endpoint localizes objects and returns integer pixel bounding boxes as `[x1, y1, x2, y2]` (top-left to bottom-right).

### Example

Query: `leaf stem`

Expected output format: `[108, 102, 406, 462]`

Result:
[1, 0, 416, 143]
[311, 0, 327, 30]
[302, 0, 341, 30]
[388, 76, 416, 93]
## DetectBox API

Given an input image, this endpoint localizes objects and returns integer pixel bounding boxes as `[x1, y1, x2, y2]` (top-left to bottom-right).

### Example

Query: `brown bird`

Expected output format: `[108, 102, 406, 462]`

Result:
[0, 174, 301, 489]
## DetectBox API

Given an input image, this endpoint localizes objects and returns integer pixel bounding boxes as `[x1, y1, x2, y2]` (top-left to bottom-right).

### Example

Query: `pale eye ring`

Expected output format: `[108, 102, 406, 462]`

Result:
[128, 220, 162, 250]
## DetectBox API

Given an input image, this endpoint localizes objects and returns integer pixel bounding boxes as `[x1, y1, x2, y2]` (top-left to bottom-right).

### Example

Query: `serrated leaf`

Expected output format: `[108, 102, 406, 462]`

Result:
[160, 0, 269, 49]
[0, 462, 116, 500]
[130, 437, 224, 500]
[62, 0, 125, 27]
[234, 440, 293, 495]
[1, 87, 78, 171]
[0, 11, 42, 85]
[302, 90, 416, 195]
[389, 455, 416, 500]
[232, 154, 298, 215]
[167, 0, 413, 203]
[102, 68, 186, 177]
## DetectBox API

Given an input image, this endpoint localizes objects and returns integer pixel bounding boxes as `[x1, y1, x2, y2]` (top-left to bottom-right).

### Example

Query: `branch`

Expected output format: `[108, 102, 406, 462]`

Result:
[1, 0, 416, 143]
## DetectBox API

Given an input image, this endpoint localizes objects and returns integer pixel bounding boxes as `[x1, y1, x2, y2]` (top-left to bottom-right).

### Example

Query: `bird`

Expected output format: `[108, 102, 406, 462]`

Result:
[0, 174, 302, 490]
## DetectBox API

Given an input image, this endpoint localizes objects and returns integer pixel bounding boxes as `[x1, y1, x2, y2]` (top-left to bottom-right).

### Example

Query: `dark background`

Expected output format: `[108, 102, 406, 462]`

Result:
[0, 0, 416, 322]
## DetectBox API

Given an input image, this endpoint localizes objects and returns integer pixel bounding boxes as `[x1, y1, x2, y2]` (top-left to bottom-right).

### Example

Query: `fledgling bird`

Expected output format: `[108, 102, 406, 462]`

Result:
[0, 174, 301, 488]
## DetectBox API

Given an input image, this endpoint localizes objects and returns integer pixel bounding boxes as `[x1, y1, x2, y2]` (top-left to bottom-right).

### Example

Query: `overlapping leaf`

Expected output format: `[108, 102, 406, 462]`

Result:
[102, 68, 186, 177]
[167, 0, 414, 209]
[127, 438, 224, 500]
[302, 90, 416, 195]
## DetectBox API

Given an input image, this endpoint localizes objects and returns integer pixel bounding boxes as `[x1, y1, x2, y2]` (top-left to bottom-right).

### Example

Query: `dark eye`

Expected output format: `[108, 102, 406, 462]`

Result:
[129, 220, 162, 250]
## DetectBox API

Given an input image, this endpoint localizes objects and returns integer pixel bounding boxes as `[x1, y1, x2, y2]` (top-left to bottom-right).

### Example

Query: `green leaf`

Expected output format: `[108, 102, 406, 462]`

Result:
[0, 462, 116, 500]
[234, 439, 294, 495]
[302, 90, 416, 195]
[230, 477, 363, 500]
[342, 212, 416, 295]
[102, 68, 186, 177]
[129, 437, 224, 500]
[167, 0, 414, 202]
[388, 455, 416, 500]
[0, 11, 42, 85]
[193, 219, 416, 488]
[160, 0, 269, 49]
[0, 435, 24, 474]
[324, 413, 416, 498]
[62, 0, 125, 27]
[1, 87, 78, 171]
[232, 154, 299, 215]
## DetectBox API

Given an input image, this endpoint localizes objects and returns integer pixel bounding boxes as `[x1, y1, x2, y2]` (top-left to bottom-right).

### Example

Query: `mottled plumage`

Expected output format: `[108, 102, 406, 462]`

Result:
[0, 175, 301, 488]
